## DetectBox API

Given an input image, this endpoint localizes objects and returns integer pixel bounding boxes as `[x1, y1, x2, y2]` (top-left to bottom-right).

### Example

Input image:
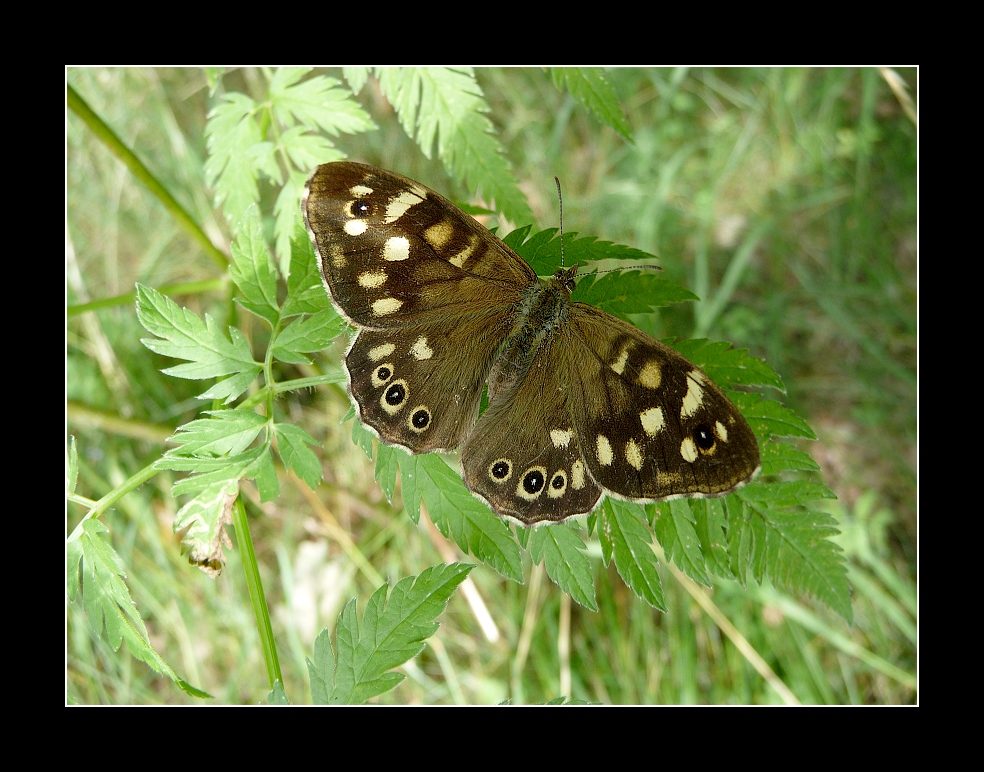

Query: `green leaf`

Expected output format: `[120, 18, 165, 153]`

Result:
[164, 409, 266, 457]
[398, 454, 523, 582]
[204, 91, 263, 229]
[760, 441, 821, 475]
[306, 564, 473, 704]
[599, 499, 666, 610]
[506, 227, 659, 278]
[272, 308, 347, 364]
[274, 423, 323, 489]
[269, 68, 375, 138]
[68, 520, 194, 687]
[374, 66, 533, 225]
[160, 445, 280, 502]
[551, 68, 632, 140]
[282, 222, 332, 317]
[729, 486, 851, 621]
[575, 271, 699, 318]
[136, 284, 261, 404]
[528, 525, 597, 610]
[668, 339, 785, 392]
[229, 205, 280, 326]
[652, 499, 710, 586]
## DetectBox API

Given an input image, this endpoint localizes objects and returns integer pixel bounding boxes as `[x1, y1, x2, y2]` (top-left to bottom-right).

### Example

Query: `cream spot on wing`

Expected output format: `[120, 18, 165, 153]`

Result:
[596, 435, 614, 466]
[328, 245, 346, 267]
[423, 221, 454, 249]
[410, 337, 434, 361]
[384, 189, 425, 223]
[357, 270, 387, 288]
[344, 219, 368, 237]
[368, 343, 396, 361]
[550, 429, 573, 448]
[715, 420, 728, 442]
[610, 346, 630, 375]
[680, 437, 698, 463]
[372, 297, 403, 316]
[383, 236, 410, 262]
[571, 459, 586, 489]
[350, 185, 372, 196]
[681, 372, 704, 418]
[449, 234, 478, 268]
[625, 439, 644, 471]
[640, 407, 665, 436]
[637, 361, 662, 389]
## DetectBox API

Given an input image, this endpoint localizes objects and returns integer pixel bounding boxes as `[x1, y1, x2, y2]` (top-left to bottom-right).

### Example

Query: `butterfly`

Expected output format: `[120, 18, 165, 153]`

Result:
[303, 162, 760, 525]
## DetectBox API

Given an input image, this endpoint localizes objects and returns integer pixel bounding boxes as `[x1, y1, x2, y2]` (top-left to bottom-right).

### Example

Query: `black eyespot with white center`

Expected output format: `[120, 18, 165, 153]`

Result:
[516, 466, 548, 501]
[409, 406, 431, 433]
[379, 379, 409, 415]
[352, 199, 372, 218]
[694, 424, 715, 451]
[489, 459, 512, 483]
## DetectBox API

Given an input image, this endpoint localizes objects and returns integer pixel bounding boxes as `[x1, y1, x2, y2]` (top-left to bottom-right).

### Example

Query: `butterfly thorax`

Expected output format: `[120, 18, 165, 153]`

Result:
[487, 266, 578, 401]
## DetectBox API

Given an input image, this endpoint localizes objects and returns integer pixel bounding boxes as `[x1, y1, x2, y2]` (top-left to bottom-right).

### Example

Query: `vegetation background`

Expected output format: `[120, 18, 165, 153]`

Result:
[66, 67, 916, 704]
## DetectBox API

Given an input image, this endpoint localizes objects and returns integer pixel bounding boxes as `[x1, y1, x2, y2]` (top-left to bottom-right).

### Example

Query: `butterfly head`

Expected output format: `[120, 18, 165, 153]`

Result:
[551, 264, 579, 295]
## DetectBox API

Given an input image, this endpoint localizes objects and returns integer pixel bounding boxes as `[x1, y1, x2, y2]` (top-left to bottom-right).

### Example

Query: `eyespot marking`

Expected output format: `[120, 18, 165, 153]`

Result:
[547, 470, 567, 498]
[371, 363, 394, 388]
[516, 467, 547, 501]
[408, 406, 431, 433]
[489, 459, 513, 483]
[380, 379, 408, 415]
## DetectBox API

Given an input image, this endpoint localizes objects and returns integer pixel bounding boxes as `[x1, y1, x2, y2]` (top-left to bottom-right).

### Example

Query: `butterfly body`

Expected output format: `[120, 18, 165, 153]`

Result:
[304, 162, 760, 525]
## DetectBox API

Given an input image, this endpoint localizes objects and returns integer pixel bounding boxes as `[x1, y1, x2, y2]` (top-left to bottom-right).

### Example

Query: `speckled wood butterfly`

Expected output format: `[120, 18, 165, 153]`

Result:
[303, 162, 760, 525]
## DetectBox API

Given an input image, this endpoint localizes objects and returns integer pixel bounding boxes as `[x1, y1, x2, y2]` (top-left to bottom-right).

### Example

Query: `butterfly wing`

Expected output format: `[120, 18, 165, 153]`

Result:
[304, 162, 538, 453]
[565, 303, 761, 500]
[461, 302, 760, 523]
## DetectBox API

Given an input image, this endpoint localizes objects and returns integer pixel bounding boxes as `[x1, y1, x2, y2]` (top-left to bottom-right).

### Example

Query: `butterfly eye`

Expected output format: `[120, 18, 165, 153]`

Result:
[694, 424, 716, 451]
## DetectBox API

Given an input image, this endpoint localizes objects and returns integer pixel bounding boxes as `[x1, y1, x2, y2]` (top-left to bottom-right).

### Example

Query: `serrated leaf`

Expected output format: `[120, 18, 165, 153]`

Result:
[652, 499, 710, 586]
[692, 498, 733, 579]
[575, 271, 698, 318]
[273, 308, 347, 364]
[269, 69, 375, 138]
[275, 423, 323, 489]
[229, 205, 280, 325]
[760, 441, 821, 475]
[507, 227, 659, 278]
[164, 409, 266, 457]
[374, 66, 533, 225]
[528, 525, 597, 610]
[161, 445, 280, 502]
[551, 67, 632, 140]
[308, 564, 473, 704]
[728, 488, 852, 621]
[741, 396, 816, 440]
[136, 284, 261, 403]
[669, 338, 784, 392]
[398, 454, 523, 582]
[69, 520, 189, 684]
[599, 499, 666, 610]
[283, 223, 332, 317]
[204, 92, 262, 228]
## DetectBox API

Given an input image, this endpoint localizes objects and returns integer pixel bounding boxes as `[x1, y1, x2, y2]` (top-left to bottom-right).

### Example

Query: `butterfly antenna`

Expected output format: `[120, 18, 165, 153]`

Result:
[554, 176, 566, 268]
